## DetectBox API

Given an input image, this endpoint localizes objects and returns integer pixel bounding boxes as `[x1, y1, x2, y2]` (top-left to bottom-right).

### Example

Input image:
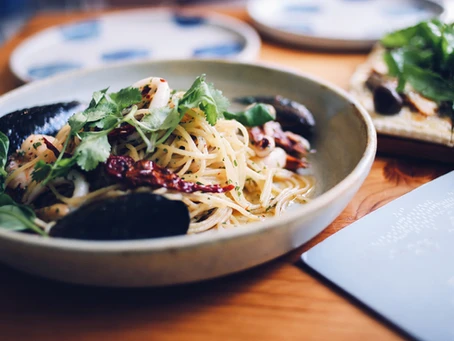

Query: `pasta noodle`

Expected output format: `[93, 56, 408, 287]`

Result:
[3, 75, 315, 236]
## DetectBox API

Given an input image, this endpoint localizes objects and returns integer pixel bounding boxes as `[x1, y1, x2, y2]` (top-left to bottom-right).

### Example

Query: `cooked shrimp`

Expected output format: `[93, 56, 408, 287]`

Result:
[20, 135, 62, 163]
[133, 77, 171, 109]
[6, 135, 62, 189]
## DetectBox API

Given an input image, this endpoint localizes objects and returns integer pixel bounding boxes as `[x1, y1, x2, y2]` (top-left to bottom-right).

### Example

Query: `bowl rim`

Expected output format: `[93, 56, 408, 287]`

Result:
[9, 7, 262, 83]
[0, 57, 377, 253]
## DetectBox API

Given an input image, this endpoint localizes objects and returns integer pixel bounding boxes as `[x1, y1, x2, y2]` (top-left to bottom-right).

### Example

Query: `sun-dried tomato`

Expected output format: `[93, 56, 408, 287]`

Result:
[105, 155, 234, 194]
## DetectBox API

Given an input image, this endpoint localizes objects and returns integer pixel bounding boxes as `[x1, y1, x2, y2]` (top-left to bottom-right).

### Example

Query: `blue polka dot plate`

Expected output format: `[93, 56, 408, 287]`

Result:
[247, 0, 445, 50]
[10, 9, 261, 82]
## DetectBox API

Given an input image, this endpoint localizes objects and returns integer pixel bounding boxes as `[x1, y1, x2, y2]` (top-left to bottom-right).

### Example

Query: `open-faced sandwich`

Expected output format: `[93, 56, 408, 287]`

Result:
[350, 19, 454, 147]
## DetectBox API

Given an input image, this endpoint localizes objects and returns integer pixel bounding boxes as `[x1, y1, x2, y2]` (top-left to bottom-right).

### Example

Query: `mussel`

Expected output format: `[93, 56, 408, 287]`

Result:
[0, 101, 86, 154]
[235, 95, 316, 138]
[49, 193, 190, 240]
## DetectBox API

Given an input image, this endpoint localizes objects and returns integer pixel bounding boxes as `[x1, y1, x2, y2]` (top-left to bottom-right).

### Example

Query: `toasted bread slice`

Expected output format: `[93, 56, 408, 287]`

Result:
[350, 45, 453, 147]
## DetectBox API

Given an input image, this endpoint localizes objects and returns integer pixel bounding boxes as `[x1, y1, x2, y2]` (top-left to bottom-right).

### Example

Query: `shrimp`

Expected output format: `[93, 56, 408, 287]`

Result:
[133, 77, 171, 109]
[6, 134, 63, 190]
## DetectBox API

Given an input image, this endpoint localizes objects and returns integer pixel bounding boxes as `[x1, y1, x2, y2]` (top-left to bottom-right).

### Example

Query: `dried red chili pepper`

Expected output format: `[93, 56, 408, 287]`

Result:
[105, 155, 234, 194]
[42, 137, 72, 159]
[107, 124, 136, 140]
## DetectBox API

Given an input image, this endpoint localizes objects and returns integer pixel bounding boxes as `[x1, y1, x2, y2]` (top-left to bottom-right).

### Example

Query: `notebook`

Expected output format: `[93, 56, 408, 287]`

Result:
[301, 171, 454, 341]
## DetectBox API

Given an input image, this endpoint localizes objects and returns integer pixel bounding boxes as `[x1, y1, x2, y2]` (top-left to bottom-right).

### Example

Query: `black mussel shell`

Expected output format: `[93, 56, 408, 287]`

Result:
[49, 193, 190, 240]
[0, 101, 86, 154]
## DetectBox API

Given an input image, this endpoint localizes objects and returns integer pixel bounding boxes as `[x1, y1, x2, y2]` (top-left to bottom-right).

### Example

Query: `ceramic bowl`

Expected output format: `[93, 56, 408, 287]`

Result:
[0, 59, 376, 287]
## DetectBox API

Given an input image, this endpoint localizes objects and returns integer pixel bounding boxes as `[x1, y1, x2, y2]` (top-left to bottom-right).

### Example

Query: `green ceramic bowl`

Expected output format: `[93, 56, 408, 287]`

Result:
[0, 59, 376, 286]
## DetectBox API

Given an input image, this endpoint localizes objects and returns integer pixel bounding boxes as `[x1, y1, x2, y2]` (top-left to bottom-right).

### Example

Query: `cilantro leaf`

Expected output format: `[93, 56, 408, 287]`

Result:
[68, 111, 88, 134]
[95, 115, 121, 130]
[109, 87, 142, 111]
[32, 157, 78, 183]
[31, 160, 52, 182]
[140, 98, 181, 131]
[224, 103, 276, 127]
[75, 133, 111, 171]
[178, 74, 230, 125]
[90, 88, 109, 107]
[69, 87, 141, 134]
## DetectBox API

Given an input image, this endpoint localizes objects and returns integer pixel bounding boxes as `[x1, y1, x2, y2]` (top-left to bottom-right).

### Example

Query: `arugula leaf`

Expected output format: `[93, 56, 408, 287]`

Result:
[224, 103, 276, 127]
[0, 193, 46, 236]
[75, 133, 111, 171]
[178, 74, 230, 125]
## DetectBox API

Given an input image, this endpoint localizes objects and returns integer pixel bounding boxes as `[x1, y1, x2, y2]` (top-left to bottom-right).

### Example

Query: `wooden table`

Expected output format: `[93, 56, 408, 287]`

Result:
[0, 6, 452, 341]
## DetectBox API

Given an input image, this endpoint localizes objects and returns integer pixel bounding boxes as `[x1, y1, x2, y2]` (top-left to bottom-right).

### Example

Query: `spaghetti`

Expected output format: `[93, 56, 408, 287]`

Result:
[4, 75, 315, 235]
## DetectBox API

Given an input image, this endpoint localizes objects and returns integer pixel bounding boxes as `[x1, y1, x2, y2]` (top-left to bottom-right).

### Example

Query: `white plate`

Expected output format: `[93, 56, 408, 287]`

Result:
[9, 9, 261, 82]
[0, 59, 376, 287]
[247, 0, 445, 50]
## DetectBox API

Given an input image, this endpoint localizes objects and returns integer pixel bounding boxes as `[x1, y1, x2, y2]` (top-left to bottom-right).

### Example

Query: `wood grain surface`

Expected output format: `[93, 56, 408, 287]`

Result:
[0, 5, 452, 341]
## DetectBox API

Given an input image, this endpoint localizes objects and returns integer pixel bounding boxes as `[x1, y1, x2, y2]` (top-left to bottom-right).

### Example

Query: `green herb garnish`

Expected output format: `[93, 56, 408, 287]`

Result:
[224, 103, 275, 126]
[381, 19, 454, 106]
[178, 74, 230, 125]
[33, 75, 229, 184]
[0, 132, 9, 193]
[0, 193, 47, 236]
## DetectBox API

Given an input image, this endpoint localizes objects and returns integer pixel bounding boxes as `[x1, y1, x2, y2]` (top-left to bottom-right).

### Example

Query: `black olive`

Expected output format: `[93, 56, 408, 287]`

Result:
[373, 85, 403, 115]
[49, 193, 190, 240]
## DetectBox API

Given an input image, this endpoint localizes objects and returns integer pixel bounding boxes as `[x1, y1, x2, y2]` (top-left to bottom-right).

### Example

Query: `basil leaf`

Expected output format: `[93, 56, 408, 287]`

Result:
[381, 25, 420, 48]
[0, 205, 34, 231]
[381, 20, 454, 103]
[224, 103, 276, 127]
[404, 64, 454, 102]
[0, 193, 46, 235]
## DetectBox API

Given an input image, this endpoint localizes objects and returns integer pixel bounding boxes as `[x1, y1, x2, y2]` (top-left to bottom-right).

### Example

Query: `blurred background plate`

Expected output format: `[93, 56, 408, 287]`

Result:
[247, 0, 445, 50]
[9, 8, 261, 82]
